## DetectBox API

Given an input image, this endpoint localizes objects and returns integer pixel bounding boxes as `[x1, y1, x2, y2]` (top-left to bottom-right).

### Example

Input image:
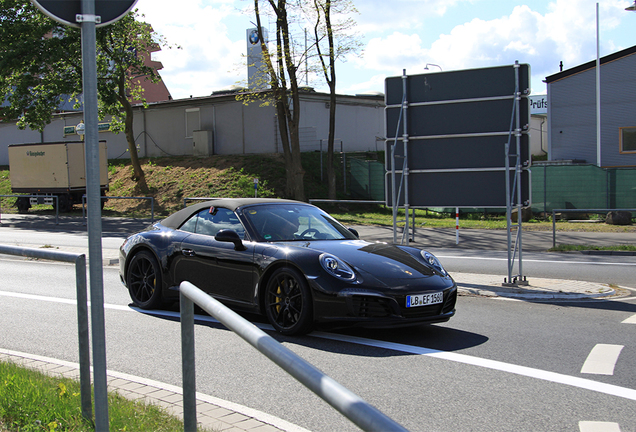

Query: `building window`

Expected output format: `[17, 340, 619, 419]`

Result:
[185, 108, 200, 138]
[619, 127, 636, 153]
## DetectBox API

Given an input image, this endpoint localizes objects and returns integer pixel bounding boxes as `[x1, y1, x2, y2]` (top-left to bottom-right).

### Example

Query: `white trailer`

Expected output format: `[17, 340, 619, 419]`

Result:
[8, 141, 109, 213]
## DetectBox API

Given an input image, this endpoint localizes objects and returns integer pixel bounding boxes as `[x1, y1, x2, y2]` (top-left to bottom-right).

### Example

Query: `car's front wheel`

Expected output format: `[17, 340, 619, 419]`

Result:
[127, 250, 163, 309]
[265, 267, 313, 335]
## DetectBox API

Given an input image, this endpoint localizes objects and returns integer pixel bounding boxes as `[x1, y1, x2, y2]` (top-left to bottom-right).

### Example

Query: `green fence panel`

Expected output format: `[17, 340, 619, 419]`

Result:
[531, 164, 636, 212]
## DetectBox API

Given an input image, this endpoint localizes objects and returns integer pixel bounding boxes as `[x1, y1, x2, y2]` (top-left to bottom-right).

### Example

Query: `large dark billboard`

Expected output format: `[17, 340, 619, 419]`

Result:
[385, 64, 531, 208]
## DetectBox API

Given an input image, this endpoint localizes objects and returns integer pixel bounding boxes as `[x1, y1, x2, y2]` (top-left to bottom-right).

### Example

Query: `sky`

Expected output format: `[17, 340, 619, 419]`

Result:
[132, 0, 636, 100]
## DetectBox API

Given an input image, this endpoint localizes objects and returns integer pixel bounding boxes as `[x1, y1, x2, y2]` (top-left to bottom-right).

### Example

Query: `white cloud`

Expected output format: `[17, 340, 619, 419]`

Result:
[135, 0, 250, 98]
[351, 0, 633, 95]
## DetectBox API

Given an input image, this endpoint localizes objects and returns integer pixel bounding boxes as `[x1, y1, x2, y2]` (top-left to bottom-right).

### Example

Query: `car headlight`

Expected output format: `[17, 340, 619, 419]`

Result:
[320, 253, 356, 281]
[421, 251, 447, 276]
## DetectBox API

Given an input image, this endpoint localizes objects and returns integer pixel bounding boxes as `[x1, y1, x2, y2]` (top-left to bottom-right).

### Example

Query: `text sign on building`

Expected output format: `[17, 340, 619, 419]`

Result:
[385, 64, 531, 208]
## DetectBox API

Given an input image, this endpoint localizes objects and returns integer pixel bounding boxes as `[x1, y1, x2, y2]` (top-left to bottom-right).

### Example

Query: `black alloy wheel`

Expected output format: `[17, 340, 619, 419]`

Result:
[265, 267, 313, 335]
[127, 250, 163, 309]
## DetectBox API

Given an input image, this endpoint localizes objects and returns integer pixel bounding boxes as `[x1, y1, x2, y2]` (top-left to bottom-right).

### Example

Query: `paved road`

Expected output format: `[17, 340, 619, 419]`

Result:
[2, 213, 636, 431]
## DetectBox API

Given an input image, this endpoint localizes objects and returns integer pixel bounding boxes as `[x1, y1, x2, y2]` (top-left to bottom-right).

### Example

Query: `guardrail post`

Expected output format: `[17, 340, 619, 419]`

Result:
[0, 245, 92, 420]
[74, 254, 92, 420]
[180, 291, 197, 432]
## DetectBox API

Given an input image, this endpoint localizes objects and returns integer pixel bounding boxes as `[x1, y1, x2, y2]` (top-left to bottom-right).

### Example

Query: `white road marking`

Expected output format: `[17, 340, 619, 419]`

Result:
[436, 255, 636, 266]
[579, 421, 621, 432]
[581, 344, 624, 375]
[622, 314, 636, 324]
[3, 290, 636, 402]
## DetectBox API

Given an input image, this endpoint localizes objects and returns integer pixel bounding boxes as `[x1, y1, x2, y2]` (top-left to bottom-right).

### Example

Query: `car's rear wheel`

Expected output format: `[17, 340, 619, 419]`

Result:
[265, 267, 313, 335]
[127, 250, 163, 309]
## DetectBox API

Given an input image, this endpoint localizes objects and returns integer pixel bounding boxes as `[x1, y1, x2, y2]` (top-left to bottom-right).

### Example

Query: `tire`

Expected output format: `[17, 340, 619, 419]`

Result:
[126, 250, 163, 309]
[16, 197, 30, 214]
[264, 267, 313, 335]
[54, 195, 72, 213]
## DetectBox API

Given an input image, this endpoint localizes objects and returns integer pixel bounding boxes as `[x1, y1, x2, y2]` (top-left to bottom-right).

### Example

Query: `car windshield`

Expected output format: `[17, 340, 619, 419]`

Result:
[241, 203, 358, 242]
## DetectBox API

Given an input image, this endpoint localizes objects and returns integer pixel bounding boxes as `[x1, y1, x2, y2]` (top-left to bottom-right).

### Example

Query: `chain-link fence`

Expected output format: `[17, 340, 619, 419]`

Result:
[345, 158, 636, 215]
[532, 164, 636, 214]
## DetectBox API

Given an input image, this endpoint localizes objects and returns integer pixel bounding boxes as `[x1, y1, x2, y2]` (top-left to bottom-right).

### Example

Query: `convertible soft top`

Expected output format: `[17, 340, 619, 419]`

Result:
[160, 197, 304, 229]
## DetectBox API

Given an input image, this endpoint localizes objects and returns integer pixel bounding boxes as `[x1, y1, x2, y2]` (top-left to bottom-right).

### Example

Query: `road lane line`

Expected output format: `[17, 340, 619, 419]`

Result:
[436, 255, 636, 266]
[4, 289, 636, 402]
[622, 314, 636, 324]
[581, 344, 624, 375]
[579, 421, 621, 432]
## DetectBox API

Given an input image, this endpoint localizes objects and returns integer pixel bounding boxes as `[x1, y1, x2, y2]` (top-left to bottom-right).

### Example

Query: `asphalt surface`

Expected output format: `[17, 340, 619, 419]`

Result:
[1, 212, 635, 431]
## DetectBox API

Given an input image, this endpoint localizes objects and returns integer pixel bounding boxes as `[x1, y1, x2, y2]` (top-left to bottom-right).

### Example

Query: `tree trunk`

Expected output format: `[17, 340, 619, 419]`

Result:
[118, 74, 147, 191]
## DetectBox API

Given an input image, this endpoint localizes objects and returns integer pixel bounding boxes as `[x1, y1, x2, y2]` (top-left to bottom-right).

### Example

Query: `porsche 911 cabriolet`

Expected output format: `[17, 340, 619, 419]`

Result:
[119, 198, 457, 335]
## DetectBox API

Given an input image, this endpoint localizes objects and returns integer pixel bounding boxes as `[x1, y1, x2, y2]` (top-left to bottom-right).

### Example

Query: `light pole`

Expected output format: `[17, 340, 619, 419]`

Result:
[424, 63, 442, 71]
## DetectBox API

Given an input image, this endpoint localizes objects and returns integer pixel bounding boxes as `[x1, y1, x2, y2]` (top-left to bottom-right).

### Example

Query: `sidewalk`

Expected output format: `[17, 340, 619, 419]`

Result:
[0, 349, 308, 432]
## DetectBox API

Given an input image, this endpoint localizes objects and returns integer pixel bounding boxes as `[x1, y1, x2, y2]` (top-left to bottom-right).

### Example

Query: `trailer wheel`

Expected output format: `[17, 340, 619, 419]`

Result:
[16, 197, 30, 214]
[53, 195, 72, 213]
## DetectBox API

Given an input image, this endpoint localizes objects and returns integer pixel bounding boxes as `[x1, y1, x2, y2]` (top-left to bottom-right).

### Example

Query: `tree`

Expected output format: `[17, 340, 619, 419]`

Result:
[309, 0, 359, 199]
[251, 0, 307, 201]
[0, 1, 171, 190]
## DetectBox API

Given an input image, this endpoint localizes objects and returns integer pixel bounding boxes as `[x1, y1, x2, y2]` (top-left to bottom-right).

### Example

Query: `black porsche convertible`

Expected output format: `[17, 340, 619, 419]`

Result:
[119, 198, 457, 335]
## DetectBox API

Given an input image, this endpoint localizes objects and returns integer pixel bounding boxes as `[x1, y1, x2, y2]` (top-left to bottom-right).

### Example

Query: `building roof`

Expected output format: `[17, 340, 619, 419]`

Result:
[545, 44, 636, 84]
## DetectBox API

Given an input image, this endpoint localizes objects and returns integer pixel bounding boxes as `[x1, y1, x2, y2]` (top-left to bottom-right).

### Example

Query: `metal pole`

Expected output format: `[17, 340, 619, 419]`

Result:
[596, 2, 602, 168]
[505, 136, 512, 284]
[180, 292, 197, 432]
[74, 254, 92, 421]
[180, 282, 408, 432]
[79, 1, 109, 428]
[514, 61, 524, 282]
[455, 208, 459, 245]
[402, 71, 410, 245]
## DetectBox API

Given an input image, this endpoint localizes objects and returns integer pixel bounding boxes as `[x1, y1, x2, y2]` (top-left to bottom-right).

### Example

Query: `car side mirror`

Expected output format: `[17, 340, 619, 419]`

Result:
[348, 228, 359, 238]
[215, 229, 247, 251]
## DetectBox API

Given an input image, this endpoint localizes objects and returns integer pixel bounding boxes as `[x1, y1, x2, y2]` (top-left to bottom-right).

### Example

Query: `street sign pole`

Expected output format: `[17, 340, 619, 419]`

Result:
[30, 1, 137, 428]
[79, 1, 109, 429]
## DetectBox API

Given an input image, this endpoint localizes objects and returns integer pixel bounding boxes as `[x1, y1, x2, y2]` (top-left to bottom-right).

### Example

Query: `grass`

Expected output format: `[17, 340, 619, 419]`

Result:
[0, 361, 205, 432]
[1, 154, 635, 234]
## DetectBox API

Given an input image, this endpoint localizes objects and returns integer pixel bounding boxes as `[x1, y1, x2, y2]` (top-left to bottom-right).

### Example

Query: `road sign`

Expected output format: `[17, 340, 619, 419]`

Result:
[384, 64, 531, 208]
[31, 0, 137, 28]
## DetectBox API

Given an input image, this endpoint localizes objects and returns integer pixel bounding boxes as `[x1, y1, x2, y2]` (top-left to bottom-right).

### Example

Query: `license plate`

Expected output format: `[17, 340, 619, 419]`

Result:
[406, 292, 443, 308]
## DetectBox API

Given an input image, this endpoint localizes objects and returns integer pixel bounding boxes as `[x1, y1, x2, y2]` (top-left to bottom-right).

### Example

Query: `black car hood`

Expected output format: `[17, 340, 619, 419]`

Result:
[277, 240, 443, 283]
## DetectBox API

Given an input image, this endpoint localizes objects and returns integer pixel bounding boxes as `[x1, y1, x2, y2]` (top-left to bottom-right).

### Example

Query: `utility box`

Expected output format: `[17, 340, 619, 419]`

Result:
[8, 141, 109, 213]
[192, 130, 214, 156]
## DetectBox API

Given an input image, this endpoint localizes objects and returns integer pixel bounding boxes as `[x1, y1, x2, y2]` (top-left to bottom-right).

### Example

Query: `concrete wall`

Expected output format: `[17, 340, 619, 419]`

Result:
[1, 92, 385, 166]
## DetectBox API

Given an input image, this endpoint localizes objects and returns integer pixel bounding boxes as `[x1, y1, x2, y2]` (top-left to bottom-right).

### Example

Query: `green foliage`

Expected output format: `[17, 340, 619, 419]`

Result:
[0, 361, 200, 431]
[216, 167, 276, 198]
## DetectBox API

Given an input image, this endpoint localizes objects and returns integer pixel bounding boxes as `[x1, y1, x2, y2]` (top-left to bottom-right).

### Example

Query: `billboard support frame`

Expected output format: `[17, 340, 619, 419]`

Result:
[504, 61, 528, 286]
[385, 62, 530, 286]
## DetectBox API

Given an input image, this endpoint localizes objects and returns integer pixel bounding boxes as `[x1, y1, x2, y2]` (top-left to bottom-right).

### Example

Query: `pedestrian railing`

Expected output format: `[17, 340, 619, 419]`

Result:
[0, 245, 93, 421]
[0, 194, 60, 224]
[551, 208, 636, 248]
[178, 281, 409, 432]
[82, 195, 155, 224]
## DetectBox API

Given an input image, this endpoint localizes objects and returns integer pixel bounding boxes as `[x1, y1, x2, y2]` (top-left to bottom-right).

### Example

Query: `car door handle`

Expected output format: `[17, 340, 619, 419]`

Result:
[182, 249, 196, 257]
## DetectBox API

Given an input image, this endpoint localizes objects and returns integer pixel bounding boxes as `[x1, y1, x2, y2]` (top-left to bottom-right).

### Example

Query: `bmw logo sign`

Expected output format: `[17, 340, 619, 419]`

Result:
[249, 30, 260, 45]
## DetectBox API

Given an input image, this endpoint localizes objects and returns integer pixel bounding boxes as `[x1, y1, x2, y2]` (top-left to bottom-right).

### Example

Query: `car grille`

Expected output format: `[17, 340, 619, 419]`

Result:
[350, 296, 393, 318]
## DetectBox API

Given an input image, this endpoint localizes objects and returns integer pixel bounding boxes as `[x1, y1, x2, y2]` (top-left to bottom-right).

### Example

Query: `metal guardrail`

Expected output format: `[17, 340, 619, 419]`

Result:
[0, 245, 94, 421]
[179, 281, 409, 432]
[82, 195, 155, 224]
[0, 194, 60, 224]
[551, 208, 636, 248]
